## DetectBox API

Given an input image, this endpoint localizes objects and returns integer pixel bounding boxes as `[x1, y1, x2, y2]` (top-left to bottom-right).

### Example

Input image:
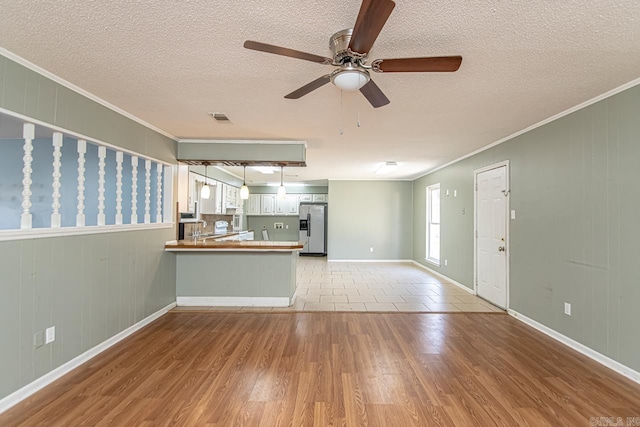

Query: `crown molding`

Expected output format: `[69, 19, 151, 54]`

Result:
[413, 75, 640, 180]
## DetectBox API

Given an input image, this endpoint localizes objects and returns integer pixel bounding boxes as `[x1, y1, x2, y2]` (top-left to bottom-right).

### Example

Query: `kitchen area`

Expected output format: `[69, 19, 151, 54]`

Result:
[165, 140, 328, 307]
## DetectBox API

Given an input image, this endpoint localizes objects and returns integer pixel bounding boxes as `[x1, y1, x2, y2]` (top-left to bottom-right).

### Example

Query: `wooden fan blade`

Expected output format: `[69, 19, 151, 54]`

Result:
[244, 40, 332, 65]
[285, 75, 332, 99]
[373, 56, 462, 73]
[348, 0, 396, 54]
[359, 79, 390, 108]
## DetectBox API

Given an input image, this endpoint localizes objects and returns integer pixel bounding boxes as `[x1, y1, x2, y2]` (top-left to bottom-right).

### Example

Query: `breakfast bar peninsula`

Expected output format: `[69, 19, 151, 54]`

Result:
[165, 238, 304, 307]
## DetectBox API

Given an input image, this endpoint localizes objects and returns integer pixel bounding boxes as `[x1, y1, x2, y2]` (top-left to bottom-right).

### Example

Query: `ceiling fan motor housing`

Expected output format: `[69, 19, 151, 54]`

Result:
[330, 29, 366, 64]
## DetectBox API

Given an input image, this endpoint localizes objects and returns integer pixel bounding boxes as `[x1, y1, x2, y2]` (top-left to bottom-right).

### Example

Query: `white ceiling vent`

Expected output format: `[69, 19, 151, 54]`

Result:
[208, 112, 231, 123]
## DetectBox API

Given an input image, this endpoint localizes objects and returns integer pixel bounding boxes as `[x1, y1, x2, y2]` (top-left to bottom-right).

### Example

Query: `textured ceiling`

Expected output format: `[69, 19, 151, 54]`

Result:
[1, 0, 639, 184]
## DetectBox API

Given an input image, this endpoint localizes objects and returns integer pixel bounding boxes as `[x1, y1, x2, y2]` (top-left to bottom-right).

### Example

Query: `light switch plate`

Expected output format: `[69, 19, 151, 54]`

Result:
[45, 326, 55, 344]
[454, 190, 457, 197]
[564, 303, 571, 316]
[511, 210, 516, 220]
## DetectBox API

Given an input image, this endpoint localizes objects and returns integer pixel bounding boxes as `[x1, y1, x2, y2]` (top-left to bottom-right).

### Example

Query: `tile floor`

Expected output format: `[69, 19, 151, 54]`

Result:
[173, 257, 504, 313]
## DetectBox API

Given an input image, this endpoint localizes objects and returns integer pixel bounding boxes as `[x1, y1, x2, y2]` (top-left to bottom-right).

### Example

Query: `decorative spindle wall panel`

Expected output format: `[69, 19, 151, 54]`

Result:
[0, 112, 172, 235]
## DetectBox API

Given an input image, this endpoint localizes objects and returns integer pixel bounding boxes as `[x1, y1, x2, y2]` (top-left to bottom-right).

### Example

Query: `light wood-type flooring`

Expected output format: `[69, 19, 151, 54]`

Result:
[2, 312, 639, 426]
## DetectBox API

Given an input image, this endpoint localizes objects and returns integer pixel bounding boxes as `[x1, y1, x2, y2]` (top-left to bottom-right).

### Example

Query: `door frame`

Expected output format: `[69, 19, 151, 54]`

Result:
[473, 160, 510, 309]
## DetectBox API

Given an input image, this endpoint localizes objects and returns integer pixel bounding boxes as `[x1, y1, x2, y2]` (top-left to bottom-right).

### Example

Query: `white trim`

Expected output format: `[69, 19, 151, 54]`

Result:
[0, 223, 174, 242]
[508, 309, 640, 385]
[473, 161, 510, 310]
[0, 107, 174, 166]
[424, 258, 441, 267]
[411, 261, 475, 294]
[327, 259, 413, 263]
[425, 183, 441, 265]
[327, 178, 413, 182]
[0, 48, 177, 141]
[177, 296, 291, 307]
[0, 301, 176, 415]
[413, 76, 640, 180]
[178, 139, 307, 148]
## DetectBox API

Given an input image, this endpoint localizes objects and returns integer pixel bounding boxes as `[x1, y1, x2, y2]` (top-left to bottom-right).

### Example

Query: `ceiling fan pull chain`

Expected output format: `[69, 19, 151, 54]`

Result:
[357, 111, 361, 128]
[339, 91, 344, 135]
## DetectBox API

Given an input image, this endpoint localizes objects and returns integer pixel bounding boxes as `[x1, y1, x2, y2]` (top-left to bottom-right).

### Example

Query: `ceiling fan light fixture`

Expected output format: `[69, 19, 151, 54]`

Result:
[331, 67, 370, 92]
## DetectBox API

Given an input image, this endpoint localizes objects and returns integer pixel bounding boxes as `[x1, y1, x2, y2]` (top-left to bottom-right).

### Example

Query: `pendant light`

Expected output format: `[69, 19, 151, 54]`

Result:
[240, 165, 249, 200]
[277, 166, 286, 199]
[200, 164, 211, 199]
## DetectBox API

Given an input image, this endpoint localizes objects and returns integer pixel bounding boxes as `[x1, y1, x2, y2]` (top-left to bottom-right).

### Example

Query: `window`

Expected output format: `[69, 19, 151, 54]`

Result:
[426, 184, 440, 265]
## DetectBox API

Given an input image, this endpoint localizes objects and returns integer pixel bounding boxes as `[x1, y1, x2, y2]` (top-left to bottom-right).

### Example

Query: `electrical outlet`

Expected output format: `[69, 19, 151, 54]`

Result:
[45, 326, 55, 344]
[444, 259, 448, 266]
[564, 302, 571, 316]
[274, 222, 283, 229]
[285, 225, 289, 229]
[370, 247, 374, 253]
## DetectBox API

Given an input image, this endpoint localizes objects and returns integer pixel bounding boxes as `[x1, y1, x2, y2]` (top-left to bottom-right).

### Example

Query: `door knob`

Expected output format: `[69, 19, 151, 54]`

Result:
[498, 246, 505, 252]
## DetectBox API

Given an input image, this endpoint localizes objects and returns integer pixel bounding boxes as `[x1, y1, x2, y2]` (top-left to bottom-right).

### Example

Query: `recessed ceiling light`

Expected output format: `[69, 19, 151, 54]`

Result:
[208, 112, 231, 122]
[375, 161, 398, 175]
[252, 166, 276, 174]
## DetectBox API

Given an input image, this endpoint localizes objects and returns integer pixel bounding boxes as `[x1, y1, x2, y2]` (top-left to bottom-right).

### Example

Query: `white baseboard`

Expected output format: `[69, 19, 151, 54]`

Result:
[0, 301, 177, 415]
[411, 261, 475, 294]
[508, 309, 640, 385]
[177, 296, 291, 307]
[327, 259, 413, 263]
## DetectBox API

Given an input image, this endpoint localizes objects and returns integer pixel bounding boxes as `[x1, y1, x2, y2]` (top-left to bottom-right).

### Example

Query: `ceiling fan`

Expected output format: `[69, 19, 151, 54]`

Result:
[244, 0, 462, 108]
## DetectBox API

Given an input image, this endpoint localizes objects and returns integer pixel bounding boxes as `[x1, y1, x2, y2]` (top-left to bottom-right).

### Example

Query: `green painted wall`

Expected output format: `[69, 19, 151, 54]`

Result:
[328, 181, 413, 260]
[247, 186, 328, 194]
[0, 228, 176, 399]
[0, 54, 176, 163]
[413, 84, 640, 372]
[176, 252, 297, 300]
[0, 53, 178, 401]
[247, 216, 300, 241]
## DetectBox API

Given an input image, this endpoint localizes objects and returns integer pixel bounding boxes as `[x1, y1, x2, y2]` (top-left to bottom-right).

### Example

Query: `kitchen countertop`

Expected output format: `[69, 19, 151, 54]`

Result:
[165, 239, 304, 252]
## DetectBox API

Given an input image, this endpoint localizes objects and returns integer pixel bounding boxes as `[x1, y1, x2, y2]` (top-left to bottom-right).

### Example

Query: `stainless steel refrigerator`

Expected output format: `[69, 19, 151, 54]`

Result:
[299, 203, 327, 256]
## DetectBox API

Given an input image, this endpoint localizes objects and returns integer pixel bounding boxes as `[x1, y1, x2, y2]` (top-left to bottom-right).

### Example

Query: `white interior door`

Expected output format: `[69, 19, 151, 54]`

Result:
[476, 165, 507, 308]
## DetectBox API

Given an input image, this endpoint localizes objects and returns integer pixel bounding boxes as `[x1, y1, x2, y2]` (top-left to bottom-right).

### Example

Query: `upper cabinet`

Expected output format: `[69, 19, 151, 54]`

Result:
[247, 194, 261, 215]
[275, 194, 299, 215]
[261, 194, 276, 215]
[246, 193, 327, 216]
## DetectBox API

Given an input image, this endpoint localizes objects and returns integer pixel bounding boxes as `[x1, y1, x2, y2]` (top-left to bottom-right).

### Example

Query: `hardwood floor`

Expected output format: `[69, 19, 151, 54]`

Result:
[2, 312, 639, 426]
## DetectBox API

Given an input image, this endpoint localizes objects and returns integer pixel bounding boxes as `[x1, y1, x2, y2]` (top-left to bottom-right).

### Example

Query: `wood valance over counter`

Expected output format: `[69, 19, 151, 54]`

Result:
[165, 240, 304, 252]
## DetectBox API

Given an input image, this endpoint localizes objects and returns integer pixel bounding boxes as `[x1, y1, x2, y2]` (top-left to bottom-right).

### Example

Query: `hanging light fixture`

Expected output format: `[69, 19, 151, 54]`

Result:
[277, 166, 286, 199]
[240, 165, 249, 200]
[200, 164, 211, 199]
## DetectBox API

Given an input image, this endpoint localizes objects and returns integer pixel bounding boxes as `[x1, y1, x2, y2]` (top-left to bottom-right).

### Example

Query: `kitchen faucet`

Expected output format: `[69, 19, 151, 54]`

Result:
[191, 220, 208, 240]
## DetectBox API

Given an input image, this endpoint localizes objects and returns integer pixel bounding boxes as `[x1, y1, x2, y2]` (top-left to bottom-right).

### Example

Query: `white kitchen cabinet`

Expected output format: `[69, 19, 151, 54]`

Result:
[261, 194, 276, 215]
[248, 194, 261, 215]
[312, 194, 327, 202]
[275, 194, 299, 215]
[287, 194, 299, 215]
[214, 183, 224, 214]
[299, 194, 312, 202]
